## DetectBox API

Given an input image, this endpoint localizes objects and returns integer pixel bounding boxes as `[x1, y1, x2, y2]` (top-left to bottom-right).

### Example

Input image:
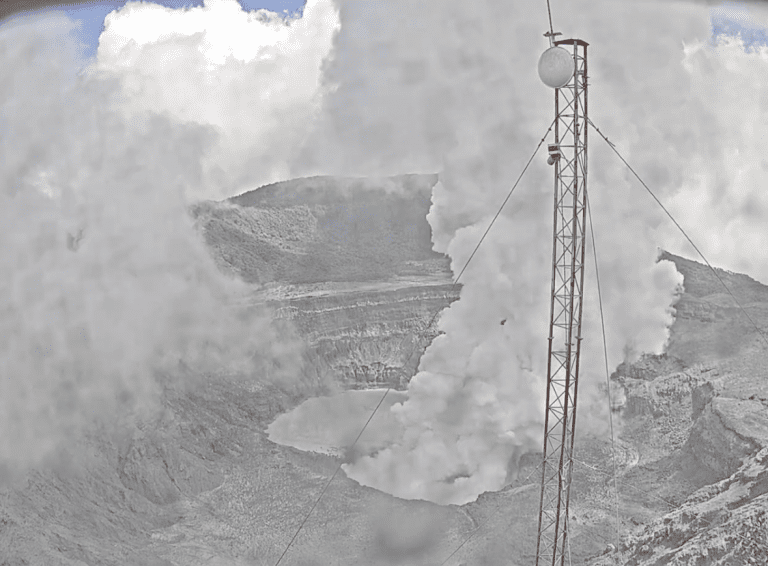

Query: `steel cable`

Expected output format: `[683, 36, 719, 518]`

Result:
[587, 117, 768, 351]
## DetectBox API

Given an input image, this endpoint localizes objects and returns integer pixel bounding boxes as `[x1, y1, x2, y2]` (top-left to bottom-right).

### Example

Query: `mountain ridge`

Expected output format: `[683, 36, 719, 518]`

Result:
[1, 175, 767, 565]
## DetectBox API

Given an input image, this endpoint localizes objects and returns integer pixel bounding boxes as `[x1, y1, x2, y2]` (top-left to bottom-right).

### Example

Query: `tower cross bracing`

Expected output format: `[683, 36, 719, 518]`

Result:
[535, 37, 589, 566]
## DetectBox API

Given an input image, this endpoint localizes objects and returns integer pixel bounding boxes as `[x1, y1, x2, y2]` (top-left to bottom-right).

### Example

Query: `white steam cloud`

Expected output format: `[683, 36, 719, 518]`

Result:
[5, 0, 767, 507]
[0, 9, 306, 484]
[92, 0, 340, 200]
[288, 0, 767, 504]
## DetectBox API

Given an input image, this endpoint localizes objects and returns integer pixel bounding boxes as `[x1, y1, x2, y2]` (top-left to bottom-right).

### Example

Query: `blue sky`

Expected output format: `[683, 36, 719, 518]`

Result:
[3, 0, 765, 63]
[710, 1, 768, 51]
[59, 0, 305, 60]
[46, 0, 768, 63]
[712, 15, 768, 51]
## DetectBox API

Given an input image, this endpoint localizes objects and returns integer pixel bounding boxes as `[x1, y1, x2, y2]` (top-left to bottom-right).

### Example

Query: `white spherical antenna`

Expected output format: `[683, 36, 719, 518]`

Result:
[538, 46, 573, 89]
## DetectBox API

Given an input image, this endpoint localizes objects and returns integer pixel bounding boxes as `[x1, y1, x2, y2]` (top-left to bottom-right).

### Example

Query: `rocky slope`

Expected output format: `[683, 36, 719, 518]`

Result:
[659, 250, 768, 365]
[2, 176, 768, 565]
[585, 254, 768, 566]
[190, 174, 445, 285]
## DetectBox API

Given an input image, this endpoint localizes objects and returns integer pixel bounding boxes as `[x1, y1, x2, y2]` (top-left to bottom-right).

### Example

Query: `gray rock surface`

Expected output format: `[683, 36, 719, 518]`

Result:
[117, 425, 224, 505]
[4, 178, 768, 565]
[686, 397, 768, 480]
[588, 257, 768, 565]
[598, 448, 768, 566]
[266, 282, 460, 389]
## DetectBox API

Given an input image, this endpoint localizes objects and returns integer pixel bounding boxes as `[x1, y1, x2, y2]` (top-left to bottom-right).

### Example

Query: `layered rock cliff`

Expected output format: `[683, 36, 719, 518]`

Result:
[191, 173, 462, 391]
[263, 281, 460, 390]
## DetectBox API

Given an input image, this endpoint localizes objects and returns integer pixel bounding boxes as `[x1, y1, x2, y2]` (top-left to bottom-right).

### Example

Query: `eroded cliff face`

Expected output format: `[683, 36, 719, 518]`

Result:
[686, 396, 768, 480]
[660, 251, 768, 365]
[603, 448, 768, 566]
[582, 251, 768, 565]
[263, 281, 460, 390]
[591, 354, 768, 565]
[192, 173, 462, 390]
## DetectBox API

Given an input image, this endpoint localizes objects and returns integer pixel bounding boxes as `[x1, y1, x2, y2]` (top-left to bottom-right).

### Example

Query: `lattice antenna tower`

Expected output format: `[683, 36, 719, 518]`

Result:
[534, 33, 589, 566]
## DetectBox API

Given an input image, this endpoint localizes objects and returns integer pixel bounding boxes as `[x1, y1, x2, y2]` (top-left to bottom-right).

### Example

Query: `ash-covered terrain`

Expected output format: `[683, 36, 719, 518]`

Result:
[1, 175, 767, 566]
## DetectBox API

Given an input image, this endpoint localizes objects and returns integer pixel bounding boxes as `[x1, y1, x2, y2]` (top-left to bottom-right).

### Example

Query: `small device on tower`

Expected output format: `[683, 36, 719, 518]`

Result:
[547, 144, 562, 166]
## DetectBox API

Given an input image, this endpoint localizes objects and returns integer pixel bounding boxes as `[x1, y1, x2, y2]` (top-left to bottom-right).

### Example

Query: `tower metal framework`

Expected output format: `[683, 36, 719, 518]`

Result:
[535, 37, 589, 566]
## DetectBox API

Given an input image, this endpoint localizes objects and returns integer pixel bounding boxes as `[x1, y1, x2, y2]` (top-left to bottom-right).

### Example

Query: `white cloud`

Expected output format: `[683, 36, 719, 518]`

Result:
[316, 0, 768, 504]
[5, 0, 768, 507]
[80, 0, 768, 506]
[92, 0, 340, 200]
[0, 11, 303, 485]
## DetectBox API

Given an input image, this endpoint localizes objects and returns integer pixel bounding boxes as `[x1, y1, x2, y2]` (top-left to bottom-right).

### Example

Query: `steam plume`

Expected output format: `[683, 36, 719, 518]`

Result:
[0, 11, 302, 484]
[302, 0, 767, 503]
[6, 0, 768, 507]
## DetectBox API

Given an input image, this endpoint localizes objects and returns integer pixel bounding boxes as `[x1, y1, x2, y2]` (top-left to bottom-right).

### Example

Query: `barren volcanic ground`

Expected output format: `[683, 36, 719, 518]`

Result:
[1, 175, 767, 565]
